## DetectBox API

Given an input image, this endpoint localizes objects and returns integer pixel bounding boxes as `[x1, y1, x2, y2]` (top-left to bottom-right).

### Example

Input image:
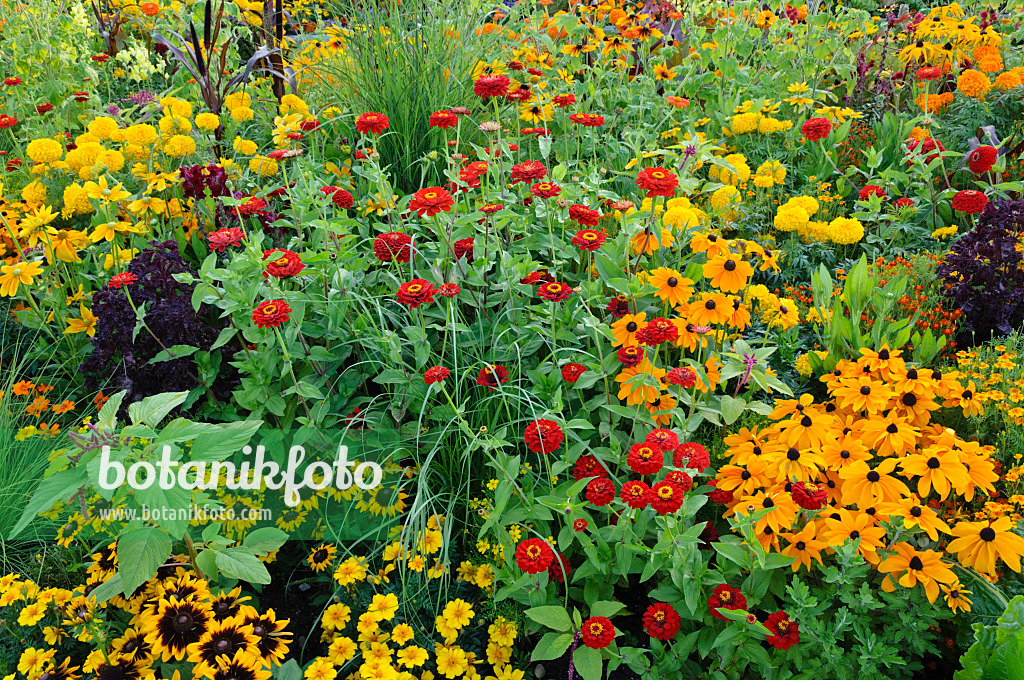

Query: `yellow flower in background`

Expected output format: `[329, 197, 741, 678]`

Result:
[194, 112, 220, 131]
[0, 260, 44, 297]
[84, 176, 131, 202]
[64, 304, 97, 337]
[44, 227, 89, 263]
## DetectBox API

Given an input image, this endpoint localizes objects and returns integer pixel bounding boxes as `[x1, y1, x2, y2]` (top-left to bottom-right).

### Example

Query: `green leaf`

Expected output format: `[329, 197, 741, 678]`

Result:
[195, 549, 219, 581]
[712, 541, 750, 568]
[273, 659, 303, 680]
[148, 344, 200, 364]
[573, 646, 603, 680]
[88, 573, 124, 603]
[525, 605, 573, 632]
[118, 526, 173, 596]
[243, 527, 289, 555]
[189, 420, 263, 462]
[531, 632, 574, 661]
[214, 548, 272, 584]
[590, 600, 625, 618]
[128, 391, 189, 427]
[720, 395, 745, 425]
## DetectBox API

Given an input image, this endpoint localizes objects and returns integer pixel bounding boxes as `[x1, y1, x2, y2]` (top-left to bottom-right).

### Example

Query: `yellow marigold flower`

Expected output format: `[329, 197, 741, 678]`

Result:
[231, 106, 255, 122]
[26, 138, 64, 164]
[194, 112, 220, 131]
[957, 69, 992, 99]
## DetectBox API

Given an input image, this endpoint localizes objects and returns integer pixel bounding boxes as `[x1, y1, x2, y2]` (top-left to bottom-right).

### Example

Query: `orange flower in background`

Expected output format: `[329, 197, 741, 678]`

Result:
[12, 380, 35, 396]
[94, 391, 109, 410]
[26, 396, 50, 417]
[140, 1, 160, 16]
[51, 400, 75, 415]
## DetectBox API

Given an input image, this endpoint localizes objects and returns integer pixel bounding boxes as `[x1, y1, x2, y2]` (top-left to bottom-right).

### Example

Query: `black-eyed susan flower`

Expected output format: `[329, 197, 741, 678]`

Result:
[878, 543, 956, 602]
[948, 518, 1024, 575]
[143, 598, 212, 661]
[307, 543, 337, 573]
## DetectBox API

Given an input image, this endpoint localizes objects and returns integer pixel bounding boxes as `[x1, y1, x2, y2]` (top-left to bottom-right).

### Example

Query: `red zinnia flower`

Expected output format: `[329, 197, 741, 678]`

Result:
[373, 232, 412, 263]
[915, 66, 942, 81]
[906, 137, 945, 163]
[858, 185, 884, 200]
[800, 117, 832, 142]
[207, 226, 244, 252]
[476, 364, 510, 390]
[263, 249, 306, 278]
[36, 103, 54, 114]
[666, 367, 697, 388]
[635, 167, 679, 198]
[568, 204, 602, 227]
[331, 189, 354, 209]
[581, 617, 615, 649]
[548, 551, 572, 582]
[708, 584, 746, 620]
[569, 113, 605, 127]
[108, 272, 138, 289]
[571, 229, 606, 251]
[0, 115, 18, 129]
[791, 481, 828, 510]
[951, 189, 988, 214]
[437, 282, 461, 297]
[454, 237, 474, 261]
[650, 480, 685, 515]
[538, 281, 572, 301]
[765, 611, 800, 650]
[396, 279, 436, 309]
[606, 295, 630, 317]
[530, 182, 561, 199]
[664, 470, 692, 491]
[514, 538, 554, 574]
[573, 518, 588, 531]
[424, 366, 450, 384]
[4, 77, 22, 86]
[520, 270, 555, 285]
[561, 362, 587, 384]
[636, 317, 678, 346]
[586, 477, 616, 506]
[481, 203, 504, 214]
[300, 119, 321, 131]
[673, 442, 710, 471]
[967, 145, 998, 174]
[253, 300, 292, 328]
[473, 74, 511, 98]
[524, 419, 565, 453]
[706, 479, 734, 504]
[510, 160, 546, 183]
[552, 94, 576, 107]
[620, 480, 651, 509]
[410, 186, 455, 217]
[894, 197, 915, 209]
[355, 112, 389, 135]
[643, 603, 681, 641]
[627, 442, 663, 475]
[645, 428, 679, 451]
[429, 110, 459, 129]
[616, 346, 644, 367]
[573, 454, 608, 480]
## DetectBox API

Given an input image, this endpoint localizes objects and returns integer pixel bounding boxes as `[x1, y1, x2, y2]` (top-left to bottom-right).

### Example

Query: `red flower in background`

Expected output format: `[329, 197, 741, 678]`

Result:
[331, 189, 354, 209]
[791, 481, 828, 510]
[424, 366, 450, 384]
[355, 112, 389, 135]
[573, 454, 608, 480]
[650, 480, 685, 514]
[636, 317, 678, 346]
[952, 190, 988, 214]
[429, 110, 459, 129]
[437, 282, 461, 297]
[635, 167, 679, 197]
[906, 137, 945, 163]
[616, 346, 644, 367]
[765, 611, 800, 650]
[581, 617, 615, 649]
[561, 362, 587, 383]
[708, 584, 747, 620]
[967, 145, 998, 173]
[514, 538, 553, 574]
[573, 518, 588, 531]
[552, 94, 576, 107]
[476, 364, 510, 390]
[0, 115, 18, 129]
[36, 103, 54, 114]
[108, 272, 137, 289]
[643, 603, 681, 641]
[524, 419, 565, 453]
[454, 237, 474, 260]
[620, 480, 652, 509]
[800, 117, 832, 141]
[510, 160, 546, 183]
[473, 74, 511, 98]
[586, 477, 616, 506]
[572, 229, 606, 251]
[207, 226, 245, 252]
[706, 479, 734, 504]
[569, 112, 605, 127]
[410, 186, 455, 217]
[645, 428, 679, 451]
[530, 182, 561, 199]
[673, 442, 710, 471]
[664, 470, 693, 491]
[548, 551, 572, 582]
[606, 295, 631, 317]
[538, 281, 572, 301]
[568, 204, 602, 226]
[666, 367, 697, 387]
[858, 185, 884, 200]
[373, 232, 412, 263]
[252, 300, 292, 328]
[4, 77, 22, 86]
[263, 249, 306, 279]
[396, 279, 436, 309]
